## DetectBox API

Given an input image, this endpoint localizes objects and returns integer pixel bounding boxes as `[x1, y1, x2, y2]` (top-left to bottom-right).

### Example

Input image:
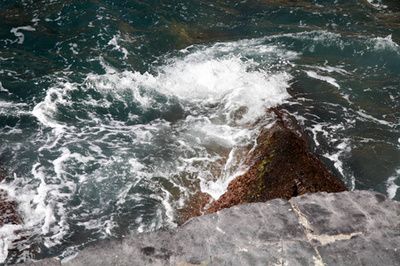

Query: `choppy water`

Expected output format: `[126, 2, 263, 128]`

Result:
[0, 0, 399, 263]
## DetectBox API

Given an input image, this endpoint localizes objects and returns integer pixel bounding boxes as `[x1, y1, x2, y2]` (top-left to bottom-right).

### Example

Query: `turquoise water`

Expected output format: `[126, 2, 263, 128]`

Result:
[0, 0, 399, 263]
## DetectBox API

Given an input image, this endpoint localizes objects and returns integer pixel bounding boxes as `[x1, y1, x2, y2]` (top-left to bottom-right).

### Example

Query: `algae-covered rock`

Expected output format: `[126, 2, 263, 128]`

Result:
[177, 191, 212, 225]
[204, 109, 347, 214]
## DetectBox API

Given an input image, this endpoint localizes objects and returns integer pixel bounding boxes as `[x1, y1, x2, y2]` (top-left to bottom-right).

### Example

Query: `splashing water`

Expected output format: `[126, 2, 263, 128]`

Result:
[0, 0, 399, 263]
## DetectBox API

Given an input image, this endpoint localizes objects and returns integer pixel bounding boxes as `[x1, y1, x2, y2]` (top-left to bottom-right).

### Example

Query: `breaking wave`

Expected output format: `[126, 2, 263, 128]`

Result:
[0, 38, 295, 262]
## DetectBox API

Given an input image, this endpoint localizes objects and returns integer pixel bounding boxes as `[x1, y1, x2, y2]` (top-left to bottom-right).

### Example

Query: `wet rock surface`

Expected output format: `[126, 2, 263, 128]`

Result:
[23, 190, 400, 266]
[0, 170, 22, 226]
[182, 110, 347, 220]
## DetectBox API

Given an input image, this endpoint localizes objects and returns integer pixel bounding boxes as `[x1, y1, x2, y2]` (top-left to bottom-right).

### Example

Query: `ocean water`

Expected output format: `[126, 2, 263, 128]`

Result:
[0, 0, 399, 263]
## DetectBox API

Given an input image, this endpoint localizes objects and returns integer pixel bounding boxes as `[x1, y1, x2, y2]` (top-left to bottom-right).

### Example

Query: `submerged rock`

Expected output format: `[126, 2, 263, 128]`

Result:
[23, 191, 400, 266]
[0, 170, 22, 226]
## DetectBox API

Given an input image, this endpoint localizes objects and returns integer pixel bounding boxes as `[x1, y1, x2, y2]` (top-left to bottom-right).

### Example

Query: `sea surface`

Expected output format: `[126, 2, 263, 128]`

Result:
[0, 0, 399, 263]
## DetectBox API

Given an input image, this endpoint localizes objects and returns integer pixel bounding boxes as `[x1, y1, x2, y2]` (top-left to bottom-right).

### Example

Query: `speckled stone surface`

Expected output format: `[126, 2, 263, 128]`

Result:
[23, 191, 400, 266]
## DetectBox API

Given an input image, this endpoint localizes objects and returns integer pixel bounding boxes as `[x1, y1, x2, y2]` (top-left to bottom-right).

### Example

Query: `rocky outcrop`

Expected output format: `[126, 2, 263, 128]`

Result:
[23, 191, 400, 266]
[206, 109, 347, 213]
[180, 110, 347, 222]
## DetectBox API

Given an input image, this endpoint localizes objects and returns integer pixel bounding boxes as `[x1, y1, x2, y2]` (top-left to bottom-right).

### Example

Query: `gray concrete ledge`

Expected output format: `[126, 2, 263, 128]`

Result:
[23, 190, 400, 266]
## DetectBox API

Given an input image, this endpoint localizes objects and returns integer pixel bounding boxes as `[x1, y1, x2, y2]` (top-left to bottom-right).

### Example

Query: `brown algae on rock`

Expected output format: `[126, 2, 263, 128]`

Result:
[180, 109, 347, 222]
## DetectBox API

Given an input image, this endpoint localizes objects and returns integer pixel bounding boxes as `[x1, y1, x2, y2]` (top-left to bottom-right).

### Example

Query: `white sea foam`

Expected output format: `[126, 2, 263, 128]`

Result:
[10, 26, 35, 44]
[356, 109, 395, 127]
[386, 169, 400, 199]
[306, 65, 350, 75]
[108, 35, 129, 60]
[0, 100, 30, 116]
[372, 35, 400, 53]
[157, 57, 292, 126]
[32, 82, 75, 133]
[325, 141, 355, 190]
[305, 69, 354, 103]
[0, 82, 10, 94]
[69, 43, 79, 55]
[0, 37, 296, 262]
[0, 100, 28, 108]
[323, 139, 354, 189]
[270, 30, 341, 43]
[305, 70, 340, 88]
[366, 0, 387, 9]
[268, 30, 344, 51]
[0, 224, 22, 263]
[292, 110, 355, 190]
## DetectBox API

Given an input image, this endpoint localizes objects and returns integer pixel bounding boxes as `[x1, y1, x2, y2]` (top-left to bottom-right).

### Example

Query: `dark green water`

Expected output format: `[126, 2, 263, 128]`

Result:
[0, 0, 399, 263]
